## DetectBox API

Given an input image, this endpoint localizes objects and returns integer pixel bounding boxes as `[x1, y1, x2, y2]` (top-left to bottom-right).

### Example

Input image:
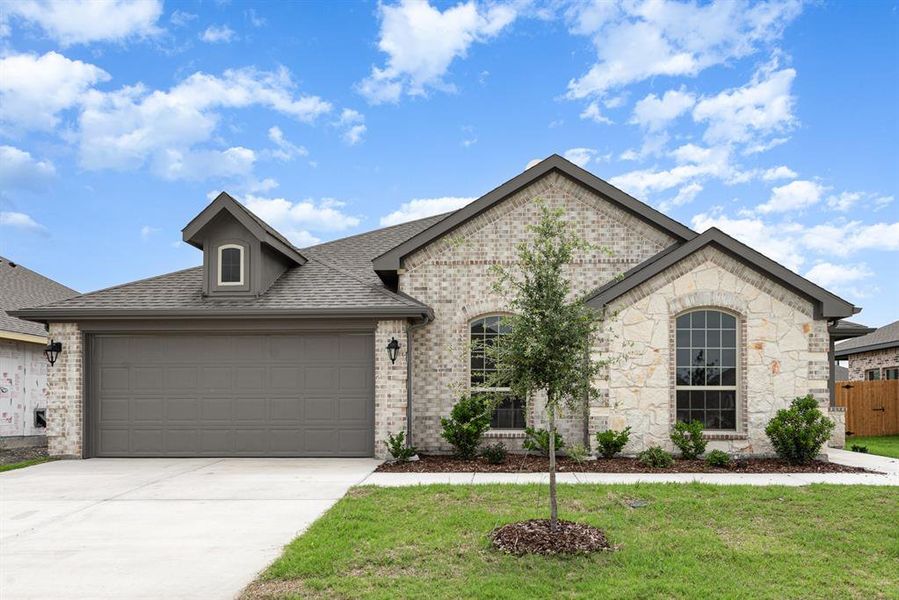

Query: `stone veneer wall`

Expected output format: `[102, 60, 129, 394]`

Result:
[399, 171, 677, 453]
[46, 322, 83, 457]
[847, 347, 899, 380]
[602, 246, 834, 455]
[374, 319, 408, 458]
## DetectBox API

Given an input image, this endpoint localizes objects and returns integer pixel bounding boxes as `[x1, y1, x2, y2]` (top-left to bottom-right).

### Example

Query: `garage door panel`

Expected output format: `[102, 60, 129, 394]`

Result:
[91, 333, 373, 457]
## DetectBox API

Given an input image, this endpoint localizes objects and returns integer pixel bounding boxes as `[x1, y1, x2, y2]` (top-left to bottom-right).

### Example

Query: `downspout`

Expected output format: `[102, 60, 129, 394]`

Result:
[406, 312, 432, 447]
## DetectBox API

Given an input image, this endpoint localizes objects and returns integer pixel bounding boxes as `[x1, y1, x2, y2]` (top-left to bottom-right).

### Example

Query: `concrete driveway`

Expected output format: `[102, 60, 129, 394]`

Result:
[0, 458, 379, 599]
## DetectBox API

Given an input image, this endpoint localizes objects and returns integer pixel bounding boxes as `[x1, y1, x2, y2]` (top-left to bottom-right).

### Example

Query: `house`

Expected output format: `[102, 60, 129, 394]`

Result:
[1, 257, 77, 446]
[835, 320, 899, 380]
[11, 155, 869, 459]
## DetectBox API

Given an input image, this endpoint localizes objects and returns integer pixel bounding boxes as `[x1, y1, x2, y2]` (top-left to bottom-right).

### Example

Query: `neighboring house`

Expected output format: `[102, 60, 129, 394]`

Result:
[834, 364, 849, 381]
[1, 257, 77, 444]
[12, 155, 869, 458]
[835, 320, 899, 381]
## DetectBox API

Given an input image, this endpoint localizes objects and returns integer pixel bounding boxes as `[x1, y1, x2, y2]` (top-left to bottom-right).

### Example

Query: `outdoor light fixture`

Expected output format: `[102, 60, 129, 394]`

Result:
[44, 340, 62, 366]
[386, 337, 400, 364]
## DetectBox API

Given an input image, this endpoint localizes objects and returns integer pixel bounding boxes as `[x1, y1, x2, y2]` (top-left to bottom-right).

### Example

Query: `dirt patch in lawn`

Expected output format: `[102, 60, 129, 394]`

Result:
[491, 519, 614, 556]
[0, 445, 48, 466]
[377, 454, 874, 473]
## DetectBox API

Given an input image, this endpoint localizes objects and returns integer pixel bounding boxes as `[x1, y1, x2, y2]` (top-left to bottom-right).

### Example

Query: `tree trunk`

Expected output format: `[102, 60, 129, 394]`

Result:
[548, 402, 558, 530]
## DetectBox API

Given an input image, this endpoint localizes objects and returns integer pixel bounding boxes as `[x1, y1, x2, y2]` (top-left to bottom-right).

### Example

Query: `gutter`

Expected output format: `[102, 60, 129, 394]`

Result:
[9, 306, 435, 322]
[406, 311, 433, 447]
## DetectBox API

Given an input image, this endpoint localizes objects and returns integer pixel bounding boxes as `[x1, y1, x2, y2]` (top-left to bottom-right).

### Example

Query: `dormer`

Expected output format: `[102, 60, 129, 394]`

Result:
[182, 192, 306, 297]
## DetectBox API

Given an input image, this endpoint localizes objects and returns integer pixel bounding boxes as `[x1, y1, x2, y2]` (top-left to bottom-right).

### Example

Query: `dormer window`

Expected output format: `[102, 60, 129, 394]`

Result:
[218, 244, 244, 286]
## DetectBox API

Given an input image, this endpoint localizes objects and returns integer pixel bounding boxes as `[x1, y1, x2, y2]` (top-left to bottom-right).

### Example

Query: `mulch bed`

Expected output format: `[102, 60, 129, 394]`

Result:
[377, 453, 873, 473]
[491, 519, 613, 556]
[0, 445, 48, 466]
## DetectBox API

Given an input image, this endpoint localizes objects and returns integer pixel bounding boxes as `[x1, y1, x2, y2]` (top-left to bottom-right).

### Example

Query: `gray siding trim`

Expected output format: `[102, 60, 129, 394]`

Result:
[586, 227, 858, 319]
[372, 154, 697, 276]
[835, 341, 899, 359]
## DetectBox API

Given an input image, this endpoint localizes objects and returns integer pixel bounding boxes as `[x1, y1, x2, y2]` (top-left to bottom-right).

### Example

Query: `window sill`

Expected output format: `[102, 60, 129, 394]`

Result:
[484, 429, 527, 439]
[702, 431, 748, 441]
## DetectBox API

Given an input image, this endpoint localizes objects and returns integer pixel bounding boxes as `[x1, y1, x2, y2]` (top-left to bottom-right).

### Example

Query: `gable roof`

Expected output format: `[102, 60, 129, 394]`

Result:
[835, 319, 899, 357]
[371, 154, 697, 280]
[11, 214, 441, 322]
[586, 227, 859, 319]
[182, 192, 307, 265]
[0, 257, 77, 340]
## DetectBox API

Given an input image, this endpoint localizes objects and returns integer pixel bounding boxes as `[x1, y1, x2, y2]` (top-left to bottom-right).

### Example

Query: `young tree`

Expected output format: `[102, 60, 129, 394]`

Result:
[487, 204, 605, 530]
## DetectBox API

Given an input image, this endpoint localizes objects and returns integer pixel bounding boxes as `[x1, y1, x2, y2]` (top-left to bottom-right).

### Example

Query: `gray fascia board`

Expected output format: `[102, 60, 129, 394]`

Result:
[587, 228, 857, 319]
[834, 340, 899, 359]
[182, 193, 307, 265]
[10, 306, 434, 322]
[372, 154, 697, 274]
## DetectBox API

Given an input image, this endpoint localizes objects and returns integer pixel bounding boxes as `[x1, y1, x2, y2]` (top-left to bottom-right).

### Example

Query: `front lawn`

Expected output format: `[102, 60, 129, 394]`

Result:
[244, 484, 898, 600]
[0, 457, 53, 473]
[846, 434, 899, 459]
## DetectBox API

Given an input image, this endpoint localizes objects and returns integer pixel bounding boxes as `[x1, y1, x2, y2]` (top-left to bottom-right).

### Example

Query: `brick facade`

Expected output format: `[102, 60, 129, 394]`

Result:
[46, 322, 83, 457]
[374, 320, 408, 459]
[847, 347, 899, 380]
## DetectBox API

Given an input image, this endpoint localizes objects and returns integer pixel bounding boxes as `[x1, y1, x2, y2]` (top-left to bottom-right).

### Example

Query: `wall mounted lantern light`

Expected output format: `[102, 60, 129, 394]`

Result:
[386, 337, 400, 364]
[44, 340, 62, 366]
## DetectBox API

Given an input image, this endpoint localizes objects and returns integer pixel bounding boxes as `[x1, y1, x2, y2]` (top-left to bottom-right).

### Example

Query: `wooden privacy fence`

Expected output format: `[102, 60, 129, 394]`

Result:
[835, 379, 899, 437]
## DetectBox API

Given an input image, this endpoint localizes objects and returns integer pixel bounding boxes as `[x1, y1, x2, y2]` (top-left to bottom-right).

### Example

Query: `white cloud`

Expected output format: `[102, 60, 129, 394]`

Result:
[245, 9, 266, 28]
[761, 166, 797, 181]
[243, 195, 361, 246]
[659, 182, 703, 212]
[154, 147, 256, 181]
[631, 87, 695, 131]
[801, 221, 899, 256]
[563, 147, 599, 168]
[267, 126, 308, 161]
[380, 196, 474, 226]
[580, 101, 613, 124]
[0, 51, 110, 132]
[358, 0, 517, 103]
[691, 210, 806, 271]
[0, 145, 56, 190]
[756, 180, 826, 214]
[693, 61, 796, 149]
[140, 225, 159, 240]
[170, 10, 197, 27]
[0, 211, 44, 232]
[335, 109, 366, 145]
[826, 191, 893, 212]
[2, 0, 163, 46]
[611, 143, 740, 198]
[525, 158, 542, 170]
[77, 66, 331, 177]
[565, 0, 802, 100]
[805, 262, 873, 289]
[200, 24, 237, 43]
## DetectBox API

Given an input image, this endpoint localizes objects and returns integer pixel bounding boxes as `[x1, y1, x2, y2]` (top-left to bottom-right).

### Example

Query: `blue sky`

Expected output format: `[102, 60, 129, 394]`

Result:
[1, 0, 897, 326]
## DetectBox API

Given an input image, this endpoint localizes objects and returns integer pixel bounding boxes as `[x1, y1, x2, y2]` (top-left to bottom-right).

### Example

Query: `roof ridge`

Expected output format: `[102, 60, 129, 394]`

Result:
[302, 211, 453, 251]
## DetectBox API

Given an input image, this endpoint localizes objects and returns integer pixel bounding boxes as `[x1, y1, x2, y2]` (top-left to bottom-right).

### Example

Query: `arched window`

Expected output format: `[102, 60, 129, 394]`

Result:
[470, 315, 526, 429]
[675, 309, 738, 430]
[218, 244, 244, 285]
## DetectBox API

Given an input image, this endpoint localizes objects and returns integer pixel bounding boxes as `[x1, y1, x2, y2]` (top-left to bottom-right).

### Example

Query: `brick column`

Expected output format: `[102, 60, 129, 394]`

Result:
[46, 322, 83, 457]
[374, 320, 408, 459]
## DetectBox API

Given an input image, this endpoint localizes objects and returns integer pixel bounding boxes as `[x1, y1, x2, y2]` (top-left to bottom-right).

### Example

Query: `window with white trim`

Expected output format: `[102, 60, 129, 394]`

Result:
[218, 244, 244, 285]
[470, 315, 526, 429]
[675, 309, 738, 430]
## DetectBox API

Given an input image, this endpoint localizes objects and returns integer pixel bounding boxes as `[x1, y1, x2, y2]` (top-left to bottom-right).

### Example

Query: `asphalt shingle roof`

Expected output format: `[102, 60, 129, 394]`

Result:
[14, 214, 446, 319]
[0, 257, 78, 337]
[835, 320, 899, 356]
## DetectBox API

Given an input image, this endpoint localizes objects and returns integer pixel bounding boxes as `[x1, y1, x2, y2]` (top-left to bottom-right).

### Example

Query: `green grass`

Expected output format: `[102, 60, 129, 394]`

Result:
[0, 457, 53, 473]
[246, 484, 899, 600]
[846, 435, 899, 459]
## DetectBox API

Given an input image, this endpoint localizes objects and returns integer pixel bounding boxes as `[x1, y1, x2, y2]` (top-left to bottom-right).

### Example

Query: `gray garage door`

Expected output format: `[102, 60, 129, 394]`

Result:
[88, 333, 374, 457]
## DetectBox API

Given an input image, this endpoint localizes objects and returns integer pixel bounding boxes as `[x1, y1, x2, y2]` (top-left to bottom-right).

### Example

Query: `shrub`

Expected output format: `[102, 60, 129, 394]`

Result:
[383, 431, 417, 462]
[638, 445, 674, 468]
[706, 449, 732, 468]
[765, 394, 835, 464]
[481, 442, 508, 464]
[566, 443, 590, 464]
[440, 394, 492, 459]
[850, 444, 869, 454]
[522, 426, 565, 457]
[595, 427, 631, 459]
[670, 420, 707, 459]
